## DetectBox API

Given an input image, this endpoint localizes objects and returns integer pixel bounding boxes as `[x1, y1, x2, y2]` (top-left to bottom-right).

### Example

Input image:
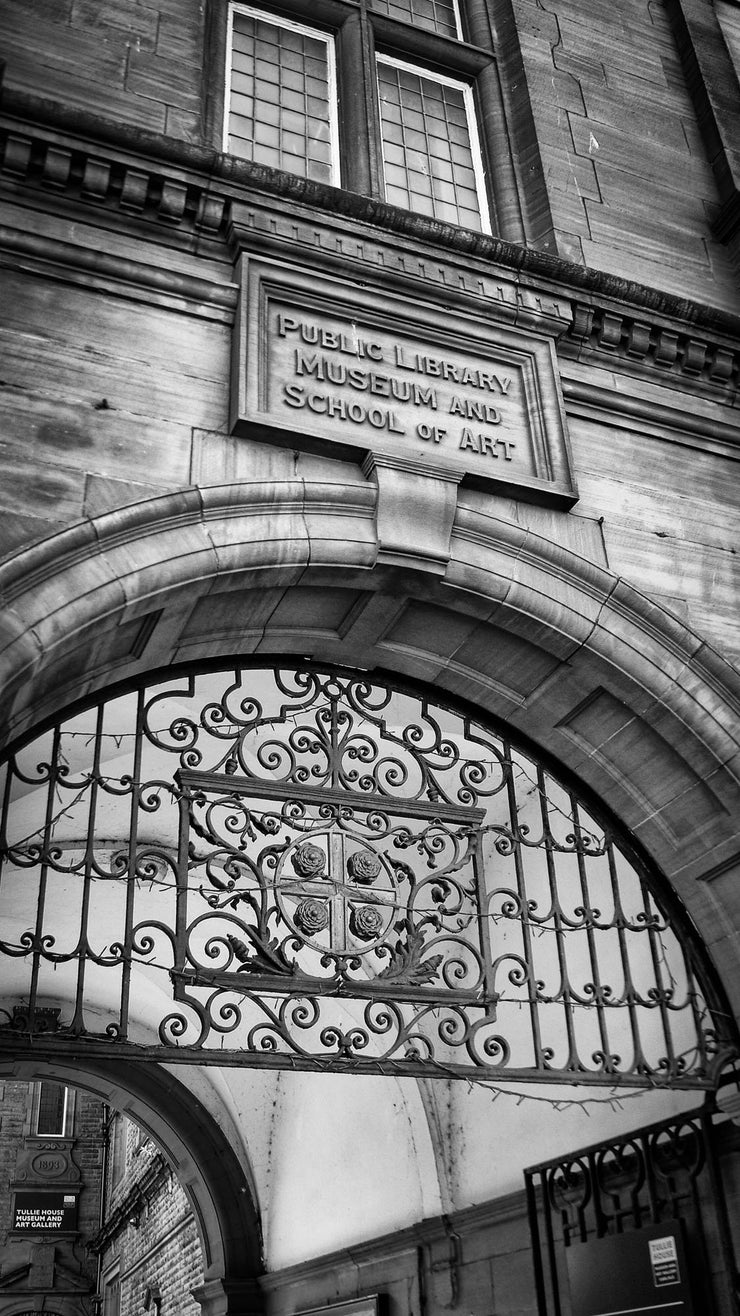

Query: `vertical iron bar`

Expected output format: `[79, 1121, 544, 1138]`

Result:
[474, 832, 497, 1006]
[682, 1123, 716, 1315]
[71, 703, 106, 1034]
[28, 724, 64, 1029]
[685, 955, 711, 1073]
[175, 785, 193, 973]
[0, 759, 14, 923]
[525, 1170, 550, 1316]
[605, 839, 646, 1073]
[640, 881, 676, 1076]
[702, 1109, 740, 1316]
[571, 799, 611, 1068]
[503, 747, 544, 1066]
[642, 1130, 662, 1225]
[542, 1169, 563, 1316]
[118, 688, 146, 1041]
[587, 1149, 603, 1239]
[536, 764, 581, 1072]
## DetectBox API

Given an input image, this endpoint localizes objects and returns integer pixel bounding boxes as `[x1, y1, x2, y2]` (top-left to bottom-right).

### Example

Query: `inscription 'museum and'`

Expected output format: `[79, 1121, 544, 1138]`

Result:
[276, 311, 522, 466]
[231, 259, 577, 506]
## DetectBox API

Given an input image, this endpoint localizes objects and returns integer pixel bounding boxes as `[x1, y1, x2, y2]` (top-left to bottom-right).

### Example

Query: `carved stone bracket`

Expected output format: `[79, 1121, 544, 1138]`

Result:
[567, 302, 740, 392]
[0, 127, 229, 236]
[362, 452, 463, 574]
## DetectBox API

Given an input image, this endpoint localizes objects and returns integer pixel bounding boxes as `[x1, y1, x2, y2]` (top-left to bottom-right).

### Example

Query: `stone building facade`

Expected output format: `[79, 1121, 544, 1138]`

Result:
[1, 0, 740, 1314]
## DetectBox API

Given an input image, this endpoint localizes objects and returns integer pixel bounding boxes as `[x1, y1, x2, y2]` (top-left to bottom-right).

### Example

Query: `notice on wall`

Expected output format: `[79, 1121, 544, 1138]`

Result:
[566, 1220, 694, 1316]
[230, 257, 577, 508]
[649, 1234, 681, 1286]
[13, 1190, 78, 1232]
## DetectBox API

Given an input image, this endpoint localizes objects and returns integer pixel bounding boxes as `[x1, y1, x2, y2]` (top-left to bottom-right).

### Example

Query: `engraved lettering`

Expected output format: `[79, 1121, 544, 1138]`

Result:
[281, 318, 384, 360]
[413, 386, 437, 409]
[449, 397, 501, 423]
[459, 429, 516, 460]
[417, 423, 446, 443]
[282, 384, 405, 433]
[294, 351, 436, 405]
[283, 383, 305, 407]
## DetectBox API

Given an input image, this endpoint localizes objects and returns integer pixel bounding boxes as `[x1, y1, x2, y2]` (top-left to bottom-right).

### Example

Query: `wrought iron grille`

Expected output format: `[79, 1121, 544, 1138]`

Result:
[0, 664, 732, 1082]
[524, 1102, 740, 1315]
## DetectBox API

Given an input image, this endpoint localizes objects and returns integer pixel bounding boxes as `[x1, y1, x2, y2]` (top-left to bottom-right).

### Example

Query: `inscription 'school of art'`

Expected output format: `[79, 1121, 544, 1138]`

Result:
[230, 260, 577, 505]
[276, 312, 521, 466]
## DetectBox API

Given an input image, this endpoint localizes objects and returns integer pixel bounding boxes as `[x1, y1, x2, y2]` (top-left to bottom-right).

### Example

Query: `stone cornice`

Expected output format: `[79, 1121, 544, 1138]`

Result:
[3, 88, 740, 339]
[563, 302, 740, 399]
[562, 378, 740, 453]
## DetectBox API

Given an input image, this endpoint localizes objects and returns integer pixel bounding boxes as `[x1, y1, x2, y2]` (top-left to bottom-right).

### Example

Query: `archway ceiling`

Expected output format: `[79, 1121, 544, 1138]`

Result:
[0, 1057, 703, 1276]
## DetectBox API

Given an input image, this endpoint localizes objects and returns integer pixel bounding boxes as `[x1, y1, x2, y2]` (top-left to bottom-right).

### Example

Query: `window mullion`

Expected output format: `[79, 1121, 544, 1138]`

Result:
[336, 9, 382, 196]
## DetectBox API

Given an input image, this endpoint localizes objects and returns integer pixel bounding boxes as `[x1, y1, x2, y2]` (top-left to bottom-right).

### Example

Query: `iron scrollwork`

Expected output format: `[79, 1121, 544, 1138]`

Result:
[0, 665, 732, 1082]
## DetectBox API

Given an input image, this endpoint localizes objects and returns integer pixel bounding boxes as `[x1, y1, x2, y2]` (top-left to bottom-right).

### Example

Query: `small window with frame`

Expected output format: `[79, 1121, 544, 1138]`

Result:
[33, 1081, 73, 1138]
[222, 0, 495, 231]
[370, 0, 462, 41]
[376, 53, 490, 230]
[225, 4, 341, 185]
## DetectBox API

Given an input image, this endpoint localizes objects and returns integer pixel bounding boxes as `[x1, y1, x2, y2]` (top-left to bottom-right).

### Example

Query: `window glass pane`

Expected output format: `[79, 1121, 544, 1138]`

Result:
[227, 8, 338, 184]
[36, 1081, 67, 1136]
[376, 59, 487, 231]
[370, 0, 460, 39]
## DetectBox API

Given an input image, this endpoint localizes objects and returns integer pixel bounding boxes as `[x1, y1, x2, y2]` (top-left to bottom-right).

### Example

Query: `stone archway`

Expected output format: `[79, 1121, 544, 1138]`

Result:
[0, 1056, 264, 1316]
[1, 477, 738, 1029]
[2, 478, 740, 1315]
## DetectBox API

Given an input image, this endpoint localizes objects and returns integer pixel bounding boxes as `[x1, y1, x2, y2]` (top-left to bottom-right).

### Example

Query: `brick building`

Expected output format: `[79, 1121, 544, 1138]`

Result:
[0, 1078, 103, 1313]
[92, 1113, 203, 1316]
[2, 1, 740, 1314]
[0, 1080, 204, 1316]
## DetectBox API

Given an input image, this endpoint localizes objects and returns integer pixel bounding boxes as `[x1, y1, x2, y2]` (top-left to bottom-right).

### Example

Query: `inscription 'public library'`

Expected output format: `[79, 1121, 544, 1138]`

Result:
[275, 313, 518, 463]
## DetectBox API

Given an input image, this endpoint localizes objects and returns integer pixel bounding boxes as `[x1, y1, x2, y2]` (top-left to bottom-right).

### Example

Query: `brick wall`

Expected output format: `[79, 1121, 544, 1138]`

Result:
[100, 1116, 204, 1316]
[0, 1080, 28, 1242]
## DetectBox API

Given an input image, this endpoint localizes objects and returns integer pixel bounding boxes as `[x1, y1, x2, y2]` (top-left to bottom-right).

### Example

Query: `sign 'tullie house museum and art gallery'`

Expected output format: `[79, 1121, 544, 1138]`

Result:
[1, 1, 740, 1314]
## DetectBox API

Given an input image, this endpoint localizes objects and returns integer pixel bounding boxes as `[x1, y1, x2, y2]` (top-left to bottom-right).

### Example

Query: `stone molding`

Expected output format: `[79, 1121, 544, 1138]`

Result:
[258, 1185, 529, 1296]
[565, 302, 740, 396]
[3, 106, 740, 400]
[667, 0, 740, 250]
[0, 125, 229, 237]
[1, 479, 738, 890]
[561, 379, 740, 452]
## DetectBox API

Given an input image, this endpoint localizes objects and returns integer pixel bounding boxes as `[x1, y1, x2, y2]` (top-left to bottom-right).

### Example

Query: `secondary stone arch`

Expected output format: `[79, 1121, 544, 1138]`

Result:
[1, 1055, 264, 1316]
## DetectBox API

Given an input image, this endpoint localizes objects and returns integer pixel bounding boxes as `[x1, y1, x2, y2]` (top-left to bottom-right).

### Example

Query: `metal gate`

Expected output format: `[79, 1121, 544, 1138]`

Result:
[525, 1092, 740, 1315]
[0, 661, 736, 1087]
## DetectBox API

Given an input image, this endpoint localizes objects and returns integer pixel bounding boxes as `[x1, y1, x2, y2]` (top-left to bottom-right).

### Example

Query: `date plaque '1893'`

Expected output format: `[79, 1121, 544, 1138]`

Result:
[230, 256, 577, 507]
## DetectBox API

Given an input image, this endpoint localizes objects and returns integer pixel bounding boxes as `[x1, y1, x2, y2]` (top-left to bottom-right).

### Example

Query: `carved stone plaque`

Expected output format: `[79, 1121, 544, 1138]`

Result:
[232, 256, 577, 505]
